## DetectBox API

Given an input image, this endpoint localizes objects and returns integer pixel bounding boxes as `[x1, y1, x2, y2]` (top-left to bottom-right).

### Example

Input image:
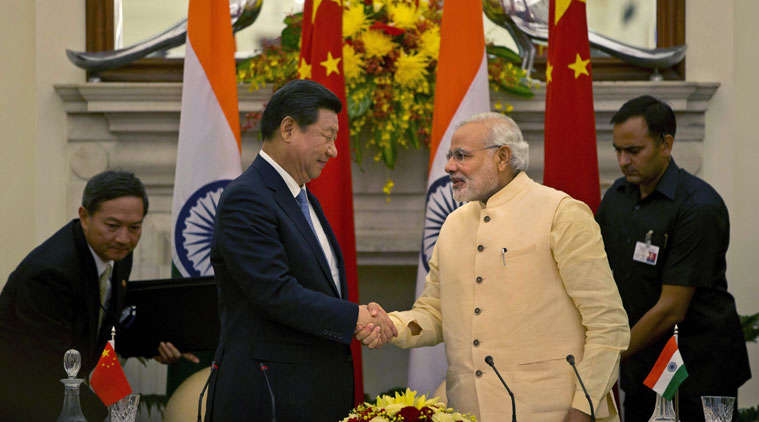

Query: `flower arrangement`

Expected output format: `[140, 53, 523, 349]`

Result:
[238, 0, 532, 172]
[341, 388, 477, 422]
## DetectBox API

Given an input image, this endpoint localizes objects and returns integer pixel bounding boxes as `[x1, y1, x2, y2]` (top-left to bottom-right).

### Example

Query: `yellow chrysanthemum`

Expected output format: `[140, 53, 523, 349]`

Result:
[343, 44, 365, 82]
[343, 2, 370, 39]
[361, 30, 394, 58]
[375, 388, 440, 410]
[383, 403, 404, 415]
[388, 2, 421, 30]
[418, 24, 441, 60]
[394, 51, 429, 89]
[431, 412, 455, 422]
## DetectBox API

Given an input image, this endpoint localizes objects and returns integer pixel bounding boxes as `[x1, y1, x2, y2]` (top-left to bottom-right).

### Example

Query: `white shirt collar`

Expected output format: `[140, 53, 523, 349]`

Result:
[87, 244, 114, 278]
[259, 150, 305, 198]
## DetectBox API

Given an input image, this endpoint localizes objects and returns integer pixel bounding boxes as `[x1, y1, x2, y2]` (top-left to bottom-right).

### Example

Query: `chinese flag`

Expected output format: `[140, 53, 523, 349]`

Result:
[543, 0, 600, 212]
[298, 0, 364, 404]
[90, 342, 131, 407]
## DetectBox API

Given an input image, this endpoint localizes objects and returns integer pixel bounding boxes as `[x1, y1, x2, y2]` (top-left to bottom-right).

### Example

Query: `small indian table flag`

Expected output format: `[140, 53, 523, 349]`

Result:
[643, 335, 689, 400]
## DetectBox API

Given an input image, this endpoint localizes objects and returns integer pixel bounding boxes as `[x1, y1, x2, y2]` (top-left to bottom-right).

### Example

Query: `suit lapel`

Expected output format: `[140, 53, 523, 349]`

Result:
[73, 221, 102, 352]
[252, 157, 340, 297]
[308, 190, 348, 299]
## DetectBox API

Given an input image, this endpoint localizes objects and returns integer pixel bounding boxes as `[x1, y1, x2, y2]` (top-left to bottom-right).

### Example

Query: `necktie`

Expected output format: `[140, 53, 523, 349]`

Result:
[99, 263, 112, 327]
[296, 189, 318, 237]
[296, 189, 341, 296]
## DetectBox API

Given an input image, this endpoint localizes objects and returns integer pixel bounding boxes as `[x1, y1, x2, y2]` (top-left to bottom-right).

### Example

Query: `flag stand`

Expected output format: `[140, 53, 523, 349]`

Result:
[674, 325, 680, 422]
[649, 393, 677, 422]
[645, 325, 687, 422]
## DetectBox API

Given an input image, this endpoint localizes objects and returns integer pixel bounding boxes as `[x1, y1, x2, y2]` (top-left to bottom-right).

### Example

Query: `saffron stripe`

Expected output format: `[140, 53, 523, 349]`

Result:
[650, 349, 684, 393]
[643, 336, 678, 387]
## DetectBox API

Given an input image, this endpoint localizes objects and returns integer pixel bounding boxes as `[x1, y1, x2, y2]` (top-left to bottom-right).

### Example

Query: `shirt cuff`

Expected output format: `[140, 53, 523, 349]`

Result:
[572, 391, 617, 419]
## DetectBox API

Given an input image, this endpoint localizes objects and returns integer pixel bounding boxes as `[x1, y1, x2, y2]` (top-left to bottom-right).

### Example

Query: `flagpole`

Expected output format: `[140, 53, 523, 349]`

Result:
[674, 324, 679, 422]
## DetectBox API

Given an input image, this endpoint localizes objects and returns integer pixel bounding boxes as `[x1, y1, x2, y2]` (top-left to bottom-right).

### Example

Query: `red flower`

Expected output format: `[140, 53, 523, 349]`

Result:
[370, 21, 405, 36]
[420, 406, 436, 418]
[398, 406, 422, 421]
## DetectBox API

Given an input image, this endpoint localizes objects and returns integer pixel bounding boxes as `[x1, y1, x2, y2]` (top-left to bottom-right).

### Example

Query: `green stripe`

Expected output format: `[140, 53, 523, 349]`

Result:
[171, 262, 182, 278]
[662, 366, 689, 400]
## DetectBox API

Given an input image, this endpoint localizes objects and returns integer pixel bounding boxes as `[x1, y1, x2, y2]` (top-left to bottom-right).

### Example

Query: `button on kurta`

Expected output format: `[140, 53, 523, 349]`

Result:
[474, 307, 481, 315]
[473, 339, 480, 346]
[484, 216, 491, 222]
[475, 370, 483, 377]
[477, 245, 484, 252]
[476, 276, 483, 284]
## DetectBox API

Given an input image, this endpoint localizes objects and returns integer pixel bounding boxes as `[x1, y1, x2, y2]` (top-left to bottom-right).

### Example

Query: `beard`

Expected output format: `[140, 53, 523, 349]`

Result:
[451, 163, 500, 203]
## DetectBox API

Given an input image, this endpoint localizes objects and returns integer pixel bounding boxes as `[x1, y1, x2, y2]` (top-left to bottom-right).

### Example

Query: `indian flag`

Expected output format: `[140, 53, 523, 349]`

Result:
[408, 0, 490, 395]
[171, 0, 242, 278]
[643, 336, 689, 400]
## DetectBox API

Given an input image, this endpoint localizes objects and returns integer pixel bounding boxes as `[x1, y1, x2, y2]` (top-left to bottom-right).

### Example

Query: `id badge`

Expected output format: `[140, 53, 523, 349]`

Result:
[633, 241, 659, 265]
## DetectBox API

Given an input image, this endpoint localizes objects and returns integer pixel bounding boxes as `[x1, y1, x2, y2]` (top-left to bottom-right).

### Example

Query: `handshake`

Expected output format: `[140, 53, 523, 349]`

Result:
[354, 302, 398, 350]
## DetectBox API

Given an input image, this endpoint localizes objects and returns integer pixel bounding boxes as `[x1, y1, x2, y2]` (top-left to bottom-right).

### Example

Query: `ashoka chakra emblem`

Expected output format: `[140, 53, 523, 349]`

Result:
[174, 180, 230, 277]
[421, 175, 463, 272]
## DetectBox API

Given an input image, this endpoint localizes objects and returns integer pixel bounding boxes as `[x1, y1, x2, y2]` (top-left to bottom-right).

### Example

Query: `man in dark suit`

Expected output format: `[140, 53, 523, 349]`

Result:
[205, 80, 396, 422]
[0, 170, 193, 421]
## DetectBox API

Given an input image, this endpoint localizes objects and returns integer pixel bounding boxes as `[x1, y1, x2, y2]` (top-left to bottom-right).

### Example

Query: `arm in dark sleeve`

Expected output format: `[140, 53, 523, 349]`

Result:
[661, 203, 728, 289]
[622, 204, 724, 360]
[215, 187, 358, 343]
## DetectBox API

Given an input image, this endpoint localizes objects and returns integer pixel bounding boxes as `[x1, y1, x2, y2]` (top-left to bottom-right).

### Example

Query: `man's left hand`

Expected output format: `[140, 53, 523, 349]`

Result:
[562, 408, 591, 422]
[153, 341, 200, 364]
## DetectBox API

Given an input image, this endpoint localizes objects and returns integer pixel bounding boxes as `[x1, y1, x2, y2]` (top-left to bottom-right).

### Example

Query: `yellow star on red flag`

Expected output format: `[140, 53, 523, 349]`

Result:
[545, 0, 600, 211]
[298, 58, 312, 79]
[568, 53, 590, 78]
[320, 51, 341, 76]
[546, 61, 554, 84]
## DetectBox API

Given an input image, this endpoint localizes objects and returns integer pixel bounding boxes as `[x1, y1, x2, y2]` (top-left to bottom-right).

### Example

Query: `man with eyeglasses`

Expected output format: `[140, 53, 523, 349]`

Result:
[0, 170, 197, 421]
[380, 112, 630, 421]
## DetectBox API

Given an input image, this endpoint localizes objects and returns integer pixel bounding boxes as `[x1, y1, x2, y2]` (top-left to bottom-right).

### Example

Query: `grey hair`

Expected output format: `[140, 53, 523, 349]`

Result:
[455, 112, 529, 172]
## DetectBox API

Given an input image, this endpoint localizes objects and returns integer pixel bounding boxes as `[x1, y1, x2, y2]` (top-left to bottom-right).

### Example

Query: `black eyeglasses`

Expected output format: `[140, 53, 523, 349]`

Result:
[445, 145, 501, 162]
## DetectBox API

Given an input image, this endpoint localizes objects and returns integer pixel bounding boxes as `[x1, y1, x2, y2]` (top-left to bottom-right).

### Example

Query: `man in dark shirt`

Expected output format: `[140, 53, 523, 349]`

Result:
[596, 96, 751, 422]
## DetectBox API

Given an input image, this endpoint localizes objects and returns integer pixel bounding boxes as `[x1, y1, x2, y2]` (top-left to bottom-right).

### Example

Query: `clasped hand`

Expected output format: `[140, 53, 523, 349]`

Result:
[354, 302, 397, 349]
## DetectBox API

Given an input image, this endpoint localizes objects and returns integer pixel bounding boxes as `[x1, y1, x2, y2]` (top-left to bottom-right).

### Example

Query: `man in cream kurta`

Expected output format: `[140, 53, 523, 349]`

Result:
[388, 113, 630, 422]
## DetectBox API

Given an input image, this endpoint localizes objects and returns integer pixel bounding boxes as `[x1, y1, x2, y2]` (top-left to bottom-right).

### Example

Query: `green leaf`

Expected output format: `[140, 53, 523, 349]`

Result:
[283, 12, 303, 26]
[407, 119, 420, 149]
[741, 312, 759, 343]
[382, 143, 396, 170]
[487, 44, 522, 63]
[352, 130, 364, 169]
[347, 86, 373, 120]
[281, 26, 301, 51]
[500, 82, 535, 99]
[139, 394, 166, 418]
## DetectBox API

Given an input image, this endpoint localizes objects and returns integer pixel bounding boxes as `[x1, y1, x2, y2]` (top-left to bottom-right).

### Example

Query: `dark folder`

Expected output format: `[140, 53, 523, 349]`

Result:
[117, 276, 220, 358]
